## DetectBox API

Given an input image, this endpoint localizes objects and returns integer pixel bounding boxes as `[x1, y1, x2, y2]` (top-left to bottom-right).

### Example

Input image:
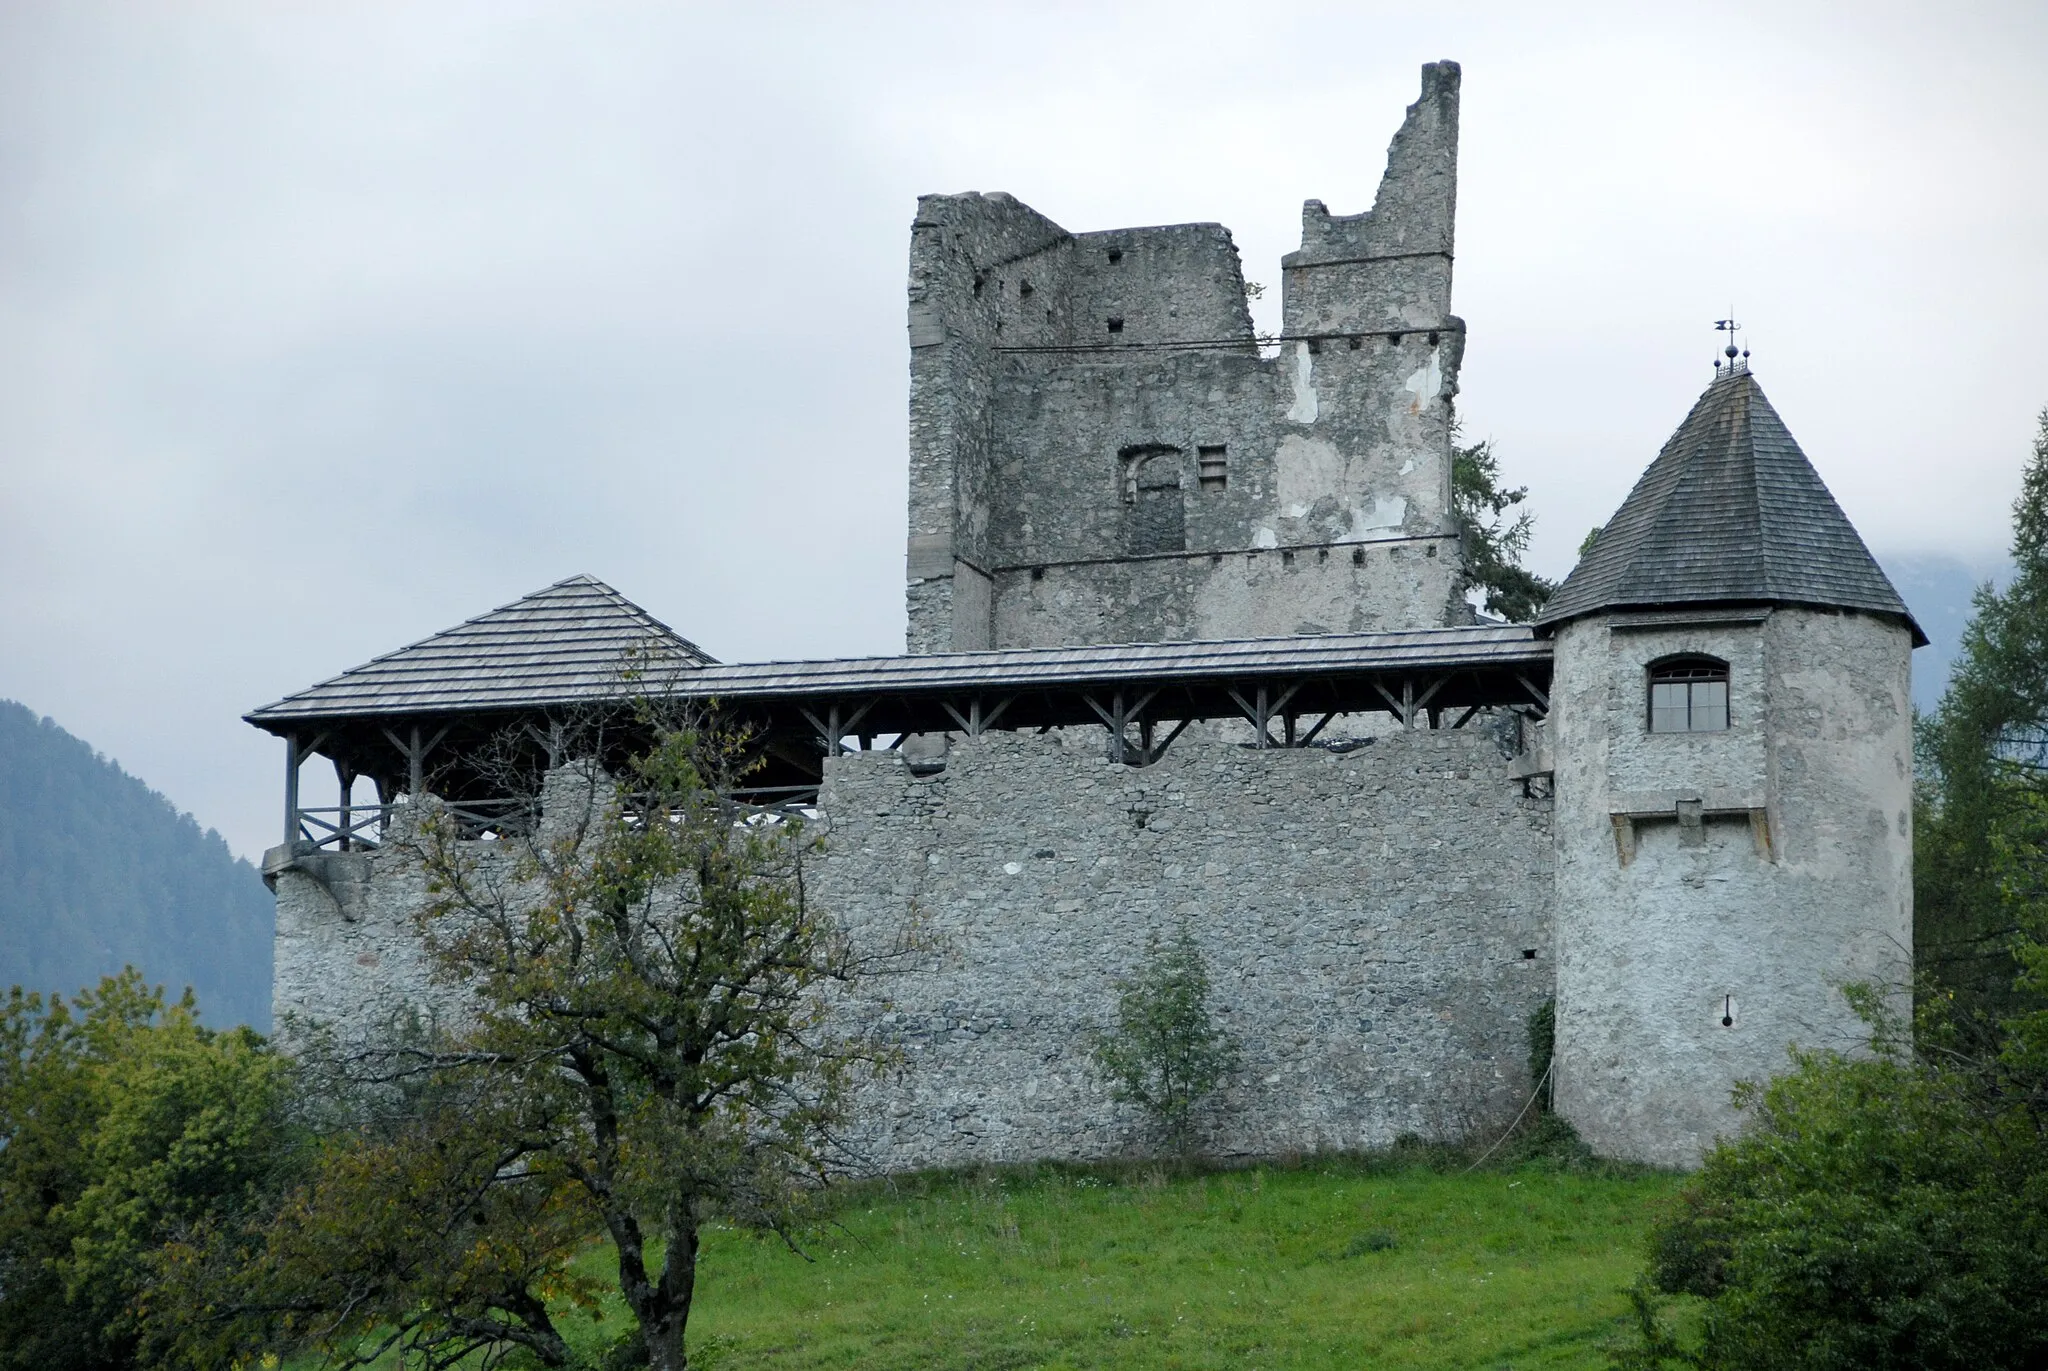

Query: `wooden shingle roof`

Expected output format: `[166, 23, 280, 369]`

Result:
[246, 575, 716, 723]
[1535, 370, 1925, 644]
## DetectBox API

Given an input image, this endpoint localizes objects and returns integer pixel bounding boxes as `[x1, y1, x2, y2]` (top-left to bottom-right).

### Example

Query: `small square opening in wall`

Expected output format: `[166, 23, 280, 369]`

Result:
[1107, 248, 1124, 264]
[1107, 317, 1124, 334]
[1030, 565, 1046, 582]
[1198, 445, 1227, 491]
[1019, 279, 1034, 299]
[1351, 547, 1365, 566]
[1521, 949, 1539, 960]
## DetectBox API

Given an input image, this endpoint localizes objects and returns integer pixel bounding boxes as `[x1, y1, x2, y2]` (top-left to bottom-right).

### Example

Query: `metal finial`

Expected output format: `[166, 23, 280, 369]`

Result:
[1714, 316, 1744, 374]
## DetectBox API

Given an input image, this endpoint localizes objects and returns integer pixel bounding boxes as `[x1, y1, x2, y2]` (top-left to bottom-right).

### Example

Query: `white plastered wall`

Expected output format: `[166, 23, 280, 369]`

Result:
[1549, 606, 1914, 1166]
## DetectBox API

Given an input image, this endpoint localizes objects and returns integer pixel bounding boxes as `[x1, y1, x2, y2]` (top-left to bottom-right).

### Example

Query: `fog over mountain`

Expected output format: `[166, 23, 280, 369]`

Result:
[1883, 553, 2016, 715]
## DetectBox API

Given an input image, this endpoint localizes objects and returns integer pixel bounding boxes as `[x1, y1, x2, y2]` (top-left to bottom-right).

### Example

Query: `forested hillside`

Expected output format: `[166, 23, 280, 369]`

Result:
[0, 701, 271, 1028]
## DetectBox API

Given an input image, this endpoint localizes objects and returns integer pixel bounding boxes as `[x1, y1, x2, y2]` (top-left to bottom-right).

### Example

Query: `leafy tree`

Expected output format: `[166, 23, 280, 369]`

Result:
[0, 971, 296, 1371]
[1452, 435, 1556, 622]
[1917, 409, 2048, 1024]
[163, 716, 906, 1371]
[1089, 928, 1240, 1156]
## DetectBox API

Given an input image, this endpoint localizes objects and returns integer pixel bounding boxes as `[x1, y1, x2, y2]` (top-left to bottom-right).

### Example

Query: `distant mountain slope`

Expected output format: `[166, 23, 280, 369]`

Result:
[0, 701, 271, 1028]
[1880, 553, 2015, 714]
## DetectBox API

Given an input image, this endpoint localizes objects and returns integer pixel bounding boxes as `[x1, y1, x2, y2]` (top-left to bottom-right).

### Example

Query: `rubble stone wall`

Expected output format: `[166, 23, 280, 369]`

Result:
[817, 725, 1554, 1170]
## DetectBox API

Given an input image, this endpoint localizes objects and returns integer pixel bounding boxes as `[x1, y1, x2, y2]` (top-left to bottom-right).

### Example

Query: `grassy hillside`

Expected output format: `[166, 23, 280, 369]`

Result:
[556, 1156, 1681, 1370]
[0, 700, 272, 1027]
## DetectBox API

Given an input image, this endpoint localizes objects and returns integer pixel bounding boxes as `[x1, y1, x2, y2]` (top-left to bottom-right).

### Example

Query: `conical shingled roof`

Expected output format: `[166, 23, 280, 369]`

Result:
[246, 575, 717, 725]
[1534, 370, 1925, 645]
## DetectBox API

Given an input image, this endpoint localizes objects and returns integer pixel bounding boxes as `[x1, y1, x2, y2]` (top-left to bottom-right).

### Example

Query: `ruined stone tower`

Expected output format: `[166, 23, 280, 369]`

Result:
[905, 61, 1468, 652]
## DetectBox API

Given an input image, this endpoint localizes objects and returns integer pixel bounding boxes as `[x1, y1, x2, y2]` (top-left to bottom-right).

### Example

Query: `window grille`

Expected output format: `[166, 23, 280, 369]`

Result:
[1648, 657, 1730, 733]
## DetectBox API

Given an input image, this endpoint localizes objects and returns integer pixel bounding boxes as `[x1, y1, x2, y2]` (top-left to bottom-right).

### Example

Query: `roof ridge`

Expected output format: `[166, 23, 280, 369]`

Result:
[248, 575, 718, 720]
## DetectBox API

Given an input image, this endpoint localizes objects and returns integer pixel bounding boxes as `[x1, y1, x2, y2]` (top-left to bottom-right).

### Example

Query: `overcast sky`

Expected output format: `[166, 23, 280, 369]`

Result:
[3, 1, 2045, 861]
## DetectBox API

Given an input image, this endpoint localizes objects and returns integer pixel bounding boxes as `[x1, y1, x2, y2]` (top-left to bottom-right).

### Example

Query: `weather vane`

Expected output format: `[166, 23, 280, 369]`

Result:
[1713, 315, 1750, 376]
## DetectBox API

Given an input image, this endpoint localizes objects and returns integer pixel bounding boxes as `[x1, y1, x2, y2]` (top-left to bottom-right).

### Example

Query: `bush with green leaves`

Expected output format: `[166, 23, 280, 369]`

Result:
[1620, 998, 2048, 1370]
[0, 971, 298, 1371]
[1089, 929, 1240, 1155]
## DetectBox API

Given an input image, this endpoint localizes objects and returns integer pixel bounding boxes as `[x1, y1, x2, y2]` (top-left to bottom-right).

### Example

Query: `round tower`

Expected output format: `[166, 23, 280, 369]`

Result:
[1535, 368, 1922, 1166]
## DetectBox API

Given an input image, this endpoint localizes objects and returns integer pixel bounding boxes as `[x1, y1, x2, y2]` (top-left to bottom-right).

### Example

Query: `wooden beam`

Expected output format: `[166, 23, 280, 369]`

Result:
[283, 734, 301, 846]
[1296, 711, 1337, 746]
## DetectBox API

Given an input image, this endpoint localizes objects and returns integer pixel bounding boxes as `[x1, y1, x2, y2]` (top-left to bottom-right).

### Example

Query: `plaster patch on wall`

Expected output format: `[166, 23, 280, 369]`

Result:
[1400, 459, 1416, 475]
[1404, 348, 1445, 414]
[1275, 434, 1345, 516]
[1287, 342, 1319, 424]
[1338, 495, 1410, 543]
[1253, 527, 1279, 549]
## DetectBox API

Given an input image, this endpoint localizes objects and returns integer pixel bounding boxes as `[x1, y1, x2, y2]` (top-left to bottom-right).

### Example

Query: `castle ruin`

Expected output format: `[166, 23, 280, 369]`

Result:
[251, 62, 1921, 1169]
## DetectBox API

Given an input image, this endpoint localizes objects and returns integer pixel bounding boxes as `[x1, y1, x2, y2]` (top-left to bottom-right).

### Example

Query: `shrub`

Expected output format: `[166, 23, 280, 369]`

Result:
[1621, 1019, 2048, 1370]
[1089, 928, 1240, 1155]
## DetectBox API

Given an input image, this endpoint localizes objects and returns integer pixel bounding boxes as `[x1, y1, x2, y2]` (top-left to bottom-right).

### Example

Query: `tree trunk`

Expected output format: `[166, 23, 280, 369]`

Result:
[639, 1208, 701, 1371]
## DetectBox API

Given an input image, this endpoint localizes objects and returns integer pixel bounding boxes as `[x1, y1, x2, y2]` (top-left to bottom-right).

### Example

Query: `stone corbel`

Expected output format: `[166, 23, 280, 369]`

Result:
[1608, 800, 1775, 867]
[261, 843, 373, 921]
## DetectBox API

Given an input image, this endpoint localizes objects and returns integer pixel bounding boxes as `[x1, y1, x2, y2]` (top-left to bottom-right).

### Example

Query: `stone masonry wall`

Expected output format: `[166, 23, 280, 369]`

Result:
[1550, 607, 1915, 1167]
[816, 725, 1554, 1171]
[271, 725, 1555, 1173]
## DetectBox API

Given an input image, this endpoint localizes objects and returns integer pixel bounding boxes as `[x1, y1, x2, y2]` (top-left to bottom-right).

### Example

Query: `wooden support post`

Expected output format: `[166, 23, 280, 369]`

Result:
[334, 757, 354, 852]
[283, 734, 300, 846]
[409, 724, 424, 796]
[801, 702, 873, 758]
[1145, 717, 1192, 763]
[943, 695, 1009, 739]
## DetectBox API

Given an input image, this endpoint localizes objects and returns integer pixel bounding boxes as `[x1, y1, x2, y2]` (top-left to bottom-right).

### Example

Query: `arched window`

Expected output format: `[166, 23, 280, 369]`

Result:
[1648, 655, 1729, 733]
[1119, 445, 1185, 555]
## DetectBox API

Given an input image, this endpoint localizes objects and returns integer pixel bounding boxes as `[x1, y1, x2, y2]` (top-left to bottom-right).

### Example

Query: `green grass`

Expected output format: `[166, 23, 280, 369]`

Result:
[564, 1154, 1682, 1370]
